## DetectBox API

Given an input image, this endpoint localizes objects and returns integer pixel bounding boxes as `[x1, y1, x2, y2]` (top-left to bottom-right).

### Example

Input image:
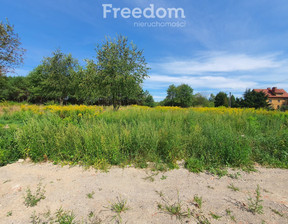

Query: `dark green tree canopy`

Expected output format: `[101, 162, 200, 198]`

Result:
[241, 89, 269, 109]
[0, 19, 26, 76]
[142, 90, 155, 107]
[215, 92, 229, 107]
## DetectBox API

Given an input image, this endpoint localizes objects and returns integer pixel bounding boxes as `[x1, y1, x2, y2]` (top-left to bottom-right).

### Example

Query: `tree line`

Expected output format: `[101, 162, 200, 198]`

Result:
[0, 35, 154, 110]
[0, 48, 269, 109]
[0, 19, 270, 110]
[157, 84, 269, 109]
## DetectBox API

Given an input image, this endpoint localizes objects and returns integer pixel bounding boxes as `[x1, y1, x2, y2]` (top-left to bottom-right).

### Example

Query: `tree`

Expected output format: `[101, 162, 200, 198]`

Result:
[34, 50, 80, 104]
[230, 95, 236, 107]
[165, 84, 178, 106]
[215, 92, 229, 107]
[71, 60, 99, 105]
[26, 65, 44, 103]
[0, 19, 26, 76]
[95, 35, 149, 110]
[176, 84, 193, 107]
[164, 84, 193, 107]
[234, 97, 242, 108]
[193, 93, 212, 107]
[0, 76, 29, 101]
[241, 89, 269, 109]
[209, 94, 215, 103]
[0, 76, 9, 100]
[142, 90, 155, 107]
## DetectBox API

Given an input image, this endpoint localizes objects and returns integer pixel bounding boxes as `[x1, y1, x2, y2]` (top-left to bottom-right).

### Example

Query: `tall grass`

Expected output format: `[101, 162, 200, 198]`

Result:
[0, 105, 287, 170]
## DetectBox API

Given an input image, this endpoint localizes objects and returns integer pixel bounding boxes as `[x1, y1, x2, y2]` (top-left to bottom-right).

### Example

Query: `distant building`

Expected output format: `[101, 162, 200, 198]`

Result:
[254, 87, 288, 109]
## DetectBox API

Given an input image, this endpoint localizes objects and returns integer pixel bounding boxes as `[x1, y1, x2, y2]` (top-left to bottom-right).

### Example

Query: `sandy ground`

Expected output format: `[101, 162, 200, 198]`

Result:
[1, 161, 288, 224]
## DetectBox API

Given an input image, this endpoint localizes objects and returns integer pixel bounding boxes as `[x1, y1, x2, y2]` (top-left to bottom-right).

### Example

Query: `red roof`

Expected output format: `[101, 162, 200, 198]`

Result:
[254, 87, 288, 98]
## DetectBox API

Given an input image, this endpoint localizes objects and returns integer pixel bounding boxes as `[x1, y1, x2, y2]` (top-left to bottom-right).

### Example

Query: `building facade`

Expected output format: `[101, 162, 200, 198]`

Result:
[254, 87, 288, 109]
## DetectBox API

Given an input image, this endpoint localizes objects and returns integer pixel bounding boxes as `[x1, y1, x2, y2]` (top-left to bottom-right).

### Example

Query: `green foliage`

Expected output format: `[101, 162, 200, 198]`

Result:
[143, 172, 159, 182]
[95, 35, 149, 110]
[215, 92, 229, 107]
[107, 196, 129, 223]
[165, 84, 177, 106]
[228, 183, 240, 192]
[157, 191, 191, 221]
[230, 95, 236, 107]
[54, 208, 76, 224]
[193, 195, 203, 209]
[109, 197, 129, 214]
[30, 208, 77, 224]
[142, 91, 155, 107]
[157, 191, 210, 223]
[36, 50, 80, 104]
[248, 185, 264, 214]
[0, 19, 26, 75]
[176, 84, 194, 107]
[270, 208, 284, 217]
[237, 89, 269, 109]
[208, 167, 228, 178]
[164, 84, 193, 107]
[0, 76, 29, 102]
[1, 106, 288, 170]
[209, 212, 222, 220]
[1, 35, 150, 108]
[185, 158, 205, 173]
[24, 183, 46, 207]
[0, 125, 21, 166]
[193, 93, 214, 107]
[86, 191, 95, 199]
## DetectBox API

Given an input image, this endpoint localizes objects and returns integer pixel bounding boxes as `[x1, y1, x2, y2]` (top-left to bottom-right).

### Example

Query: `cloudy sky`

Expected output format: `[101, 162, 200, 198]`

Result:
[1, 0, 288, 100]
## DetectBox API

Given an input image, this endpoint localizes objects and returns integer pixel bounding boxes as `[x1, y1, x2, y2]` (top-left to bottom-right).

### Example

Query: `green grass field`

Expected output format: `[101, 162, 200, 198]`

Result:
[1, 105, 287, 171]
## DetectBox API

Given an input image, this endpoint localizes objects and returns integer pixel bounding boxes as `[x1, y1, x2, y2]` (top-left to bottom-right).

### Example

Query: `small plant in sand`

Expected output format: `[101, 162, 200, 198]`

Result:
[228, 183, 240, 192]
[157, 191, 191, 221]
[270, 207, 284, 217]
[87, 212, 102, 224]
[248, 185, 263, 214]
[193, 195, 203, 209]
[208, 167, 228, 178]
[55, 208, 76, 224]
[110, 197, 129, 214]
[106, 196, 129, 223]
[225, 209, 236, 222]
[209, 212, 222, 220]
[227, 172, 241, 179]
[157, 191, 210, 223]
[6, 211, 12, 217]
[30, 207, 76, 224]
[24, 183, 46, 207]
[143, 172, 159, 182]
[87, 191, 95, 199]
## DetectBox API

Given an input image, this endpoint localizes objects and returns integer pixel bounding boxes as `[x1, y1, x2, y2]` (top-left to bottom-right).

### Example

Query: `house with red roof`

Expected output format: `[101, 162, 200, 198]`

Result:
[254, 87, 288, 109]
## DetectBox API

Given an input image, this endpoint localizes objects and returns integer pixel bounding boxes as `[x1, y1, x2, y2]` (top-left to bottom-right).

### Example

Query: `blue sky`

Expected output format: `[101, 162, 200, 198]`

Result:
[1, 0, 288, 101]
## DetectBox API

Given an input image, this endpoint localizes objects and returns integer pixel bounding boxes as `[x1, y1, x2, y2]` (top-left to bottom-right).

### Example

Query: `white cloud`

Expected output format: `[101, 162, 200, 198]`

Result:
[150, 52, 283, 75]
[147, 74, 257, 90]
